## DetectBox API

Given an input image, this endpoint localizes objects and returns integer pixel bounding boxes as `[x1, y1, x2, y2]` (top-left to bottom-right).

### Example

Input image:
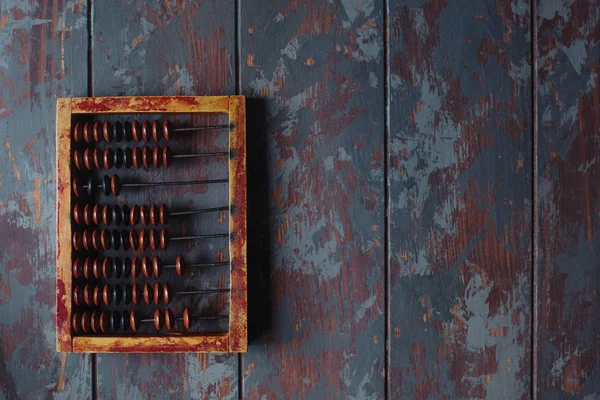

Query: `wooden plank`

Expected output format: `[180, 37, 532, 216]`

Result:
[241, 1, 386, 398]
[71, 96, 230, 114]
[74, 334, 229, 353]
[388, 1, 532, 398]
[537, 0, 600, 396]
[92, 1, 238, 398]
[0, 1, 92, 398]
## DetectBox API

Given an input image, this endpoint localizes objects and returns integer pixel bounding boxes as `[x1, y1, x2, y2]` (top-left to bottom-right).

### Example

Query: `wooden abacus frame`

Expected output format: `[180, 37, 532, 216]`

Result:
[56, 96, 247, 353]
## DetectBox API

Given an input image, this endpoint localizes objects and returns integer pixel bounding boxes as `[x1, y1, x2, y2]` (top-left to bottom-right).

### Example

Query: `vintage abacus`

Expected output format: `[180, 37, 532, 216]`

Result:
[56, 96, 247, 353]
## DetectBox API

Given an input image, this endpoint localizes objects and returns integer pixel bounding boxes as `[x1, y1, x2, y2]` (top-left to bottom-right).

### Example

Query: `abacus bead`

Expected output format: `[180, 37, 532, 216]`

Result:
[142, 146, 152, 168]
[72, 177, 82, 197]
[160, 204, 169, 225]
[83, 148, 94, 170]
[73, 149, 84, 170]
[99, 312, 109, 333]
[139, 205, 150, 225]
[103, 148, 114, 169]
[164, 309, 175, 330]
[162, 282, 171, 304]
[113, 148, 124, 168]
[138, 229, 148, 250]
[149, 204, 158, 225]
[72, 312, 81, 333]
[90, 311, 100, 333]
[111, 229, 121, 250]
[72, 258, 83, 279]
[122, 310, 130, 331]
[73, 122, 84, 143]
[183, 308, 191, 330]
[83, 204, 93, 225]
[152, 120, 161, 141]
[92, 258, 102, 279]
[102, 175, 111, 196]
[131, 256, 141, 278]
[113, 257, 123, 278]
[152, 256, 162, 278]
[131, 120, 142, 142]
[142, 283, 152, 305]
[131, 147, 142, 168]
[121, 230, 130, 250]
[113, 122, 123, 142]
[153, 309, 164, 331]
[123, 147, 132, 168]
[72, 204, 82, 224]
[93, 121, 103, 143]
[132, 283, 142, 305]
[101, 229, 110, 250]
[112, 285, 122, 305]
[102, 284, 113, 306]
[83, 258, 93, 279]
[160, 228, 168, 249]
[162, 146, 173, 167]
[84, 121, 94, 143]
[129, 230, 139, 250]
[175, 255, 186, 276]
[83, 284, 93, 306]
[149, 229, 158, 250]
[152, 147, 161, 167]
[92, 204, 101, 224]
[103, 122, 114, 142]
[129, 204, 139, 225]
[130, 311, 140, 332]
[109, 312, 120, 331]
[142, 121, 152, 142]
[73, 286, 83, 306]
[102, 205, 112, 225]
[141, 256, 152, 278]
[123, 285, 132, 306]
[122, 257, 131, 277]
[111, 175, 122, 196]
[72, 231, 82, 251]
[154, 282, 161, 304]
[123, 205, 131, 225]
[93, 285, 101, 306]
[82, 229, 93, 250]
[163, 120, 173, 140]
[123, 121, 132, 142]
[91, 229, 101, 250]
[102, 257, 113, 278]
[86, 175, 96, 197]
[93, 148, 103, 169]
[81, 311, 91, 333]
[112, 204, 123, 225]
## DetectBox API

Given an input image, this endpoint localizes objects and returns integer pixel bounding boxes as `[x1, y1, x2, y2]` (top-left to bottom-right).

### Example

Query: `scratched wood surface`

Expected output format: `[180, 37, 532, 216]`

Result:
[388, 0, 533, 398]
[537, 0, 600, 397]
[240, 1, 386, 398]
[91, 1, 237, 399]
[0, 2, 92, 399]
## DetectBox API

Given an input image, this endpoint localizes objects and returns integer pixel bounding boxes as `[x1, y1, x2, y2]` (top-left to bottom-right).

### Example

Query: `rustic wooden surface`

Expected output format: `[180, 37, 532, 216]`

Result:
[1, 0, 599, 399]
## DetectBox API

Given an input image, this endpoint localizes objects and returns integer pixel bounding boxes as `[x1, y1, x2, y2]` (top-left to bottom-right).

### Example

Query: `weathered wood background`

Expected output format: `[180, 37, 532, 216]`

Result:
[0, 0, 598, 399]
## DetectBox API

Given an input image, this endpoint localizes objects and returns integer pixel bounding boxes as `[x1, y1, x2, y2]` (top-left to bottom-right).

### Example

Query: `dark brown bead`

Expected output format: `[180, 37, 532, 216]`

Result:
[100, 229, 110, 250]
[103, 148, 114, 169]
[154, 282, 162, 304]
[129, 204, 140, 225]
[93, 258, 102, 279]
[152, 120, 161, 142]
[111, 175, 121, 196]
[102, 284, 112, 306]
[152, 256, 162, 277]
[153, 309, 164, 330]
[72, 231, 83, 251]
[73, 122, 84, 143]
[91, 229, 101, 250]
[72, 177, 82, 197]
[93, 122, 103, 143]
[81, 311, 91, 334]
[99, 311, 109, 333]
[83, 284, 93, 306]
[72, 204, 82, 224]
[92, 204, 101, 225]
[149, 228, 158, 250]
[130, 311, 140, 332]
[162, 282, 171, 304]
[83, 204, 93, 225]
[142, 121, 152, 142]
[152, 147, 161, 167]
[72, 258, 83, 279]
[164, 309, 175, 330]
[132, 283, 142, 305]
[90, 311, 100, 333]
[83, 258, 93, 280]
[131, 256, 141, 278]
[142, 146, 152, 168]
[131, 147, 141, 168]
[93, 285, 101, 306]
[102, 257, 113, 278]
[160, 228, 168, 249]
[142, 283, 152, 305]
[162, 146, 173, 167]
[93, 148, 103, 169]
[139, 205, 150, 226]
[183, 308, 191, 330]
[138, 229, 148, 250]
[131, 120, 142, 142]
[163, 120, 173, 140]
[102, 205, 112, 225]
[160, 204, 169, 225]
[82, 229, 93, 250]
[141, 256, 152, 278]
[175, 255, 186, 276]
[73, 149, 84, 170]
[83, 121, 94, 143]
[149, 204, 158, 225]
[103, 122, 113, 143]
[72, 312, 81, 333]
[83, 148, 94, 170]
[73, 285, 83, 306]
[129, 229, 139, 250]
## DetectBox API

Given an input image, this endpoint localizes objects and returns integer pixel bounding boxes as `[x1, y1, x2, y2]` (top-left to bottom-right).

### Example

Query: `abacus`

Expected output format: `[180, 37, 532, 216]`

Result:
[56, 96, 247, 353]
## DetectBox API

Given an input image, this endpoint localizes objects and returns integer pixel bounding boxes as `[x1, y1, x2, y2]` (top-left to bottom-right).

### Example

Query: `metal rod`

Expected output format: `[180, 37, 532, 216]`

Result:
[170, 233, 229, 241]
[164, 261, 230, 269]
[123, 179, 228, 188]
[179, 315, 229, 321]
[170, 206, 228, 217]
[173, 152, 228, 159]
[176, 289, 230, 295]
[174, 124, 231, 132]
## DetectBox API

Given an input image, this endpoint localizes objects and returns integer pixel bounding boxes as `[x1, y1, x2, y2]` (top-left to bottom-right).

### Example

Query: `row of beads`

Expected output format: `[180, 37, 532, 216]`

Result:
[73, 204, 170, 226]
[73, 120, 177, 143]
[73, 146, 177, 170]
[72, 255, 188, 280]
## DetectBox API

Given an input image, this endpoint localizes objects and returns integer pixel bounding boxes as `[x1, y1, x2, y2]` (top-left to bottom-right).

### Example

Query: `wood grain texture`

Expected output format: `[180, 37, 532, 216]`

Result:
[388, 0, 532, 398]
[92, 1, 238, 398]
[240, 1, 386, 398]
[0, 1, 92, 398]
[537, 0, 600, 397]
